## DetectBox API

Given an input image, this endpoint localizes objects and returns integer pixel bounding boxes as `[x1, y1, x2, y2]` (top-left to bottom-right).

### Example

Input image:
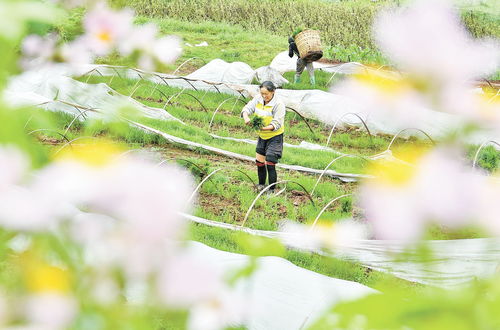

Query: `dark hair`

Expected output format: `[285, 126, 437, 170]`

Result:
[288, 36, 294, 44]
[259, 81, 276, 92]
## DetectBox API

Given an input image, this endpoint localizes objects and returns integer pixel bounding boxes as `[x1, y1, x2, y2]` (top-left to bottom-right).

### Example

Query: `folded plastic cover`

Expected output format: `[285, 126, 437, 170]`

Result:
[182, 241, 377, 329]
[57, 62, 500, 145]
[5, 65, 179, 122]
[183, 213, 500, 289]
[187, 59, 255, 85]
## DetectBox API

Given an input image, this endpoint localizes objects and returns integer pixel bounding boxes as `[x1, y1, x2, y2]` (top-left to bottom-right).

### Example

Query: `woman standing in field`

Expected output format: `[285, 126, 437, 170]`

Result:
[241, 81, 286, 192]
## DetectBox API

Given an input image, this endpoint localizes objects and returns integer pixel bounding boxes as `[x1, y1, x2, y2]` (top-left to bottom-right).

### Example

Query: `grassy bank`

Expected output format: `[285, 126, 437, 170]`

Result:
[110, 0, 500, 66]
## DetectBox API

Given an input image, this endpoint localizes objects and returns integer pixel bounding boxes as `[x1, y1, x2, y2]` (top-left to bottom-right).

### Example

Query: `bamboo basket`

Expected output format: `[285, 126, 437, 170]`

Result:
[295, 30, 323, 61]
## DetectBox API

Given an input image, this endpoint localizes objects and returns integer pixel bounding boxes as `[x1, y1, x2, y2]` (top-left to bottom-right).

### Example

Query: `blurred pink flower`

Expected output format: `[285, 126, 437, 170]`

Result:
[90, 276, 119, 305]
[157, 252, 247, 330]
[374, 0, 499, 83]
[60, 37, 94, 65]
[118, 23, 158, 56]
[412, 148, 486, 226]
[32, 160, 98, 206]
[153, 35, 182, 65]
[70, 212, 116, 244]
[118, 24, 182, 69]
[0, 186, 64, 232]
[360, 184, 424, 241]
[361, 147, 496, 241]
[20, 2, 181, 70]
[34, 154, 194, 278]
[157, 253, 224, 307]
[0, 147, 70, 232]
[187, 290, 246, 330]
[20, 33, 58, 69]
[82, 3, 134, 56]
[335, 0, 500, 126]
[477, 180, 500, 235]
[24, 293, 77, 329]
[85, 158, 193, 238]
[0, 145, 29, 191]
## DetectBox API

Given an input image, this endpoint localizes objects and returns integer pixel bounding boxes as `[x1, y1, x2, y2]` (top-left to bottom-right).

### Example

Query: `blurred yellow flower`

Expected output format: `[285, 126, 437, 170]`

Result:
[477, 87, 500, 121]
[368, 160, 415, 186]
[97, 31, 112, 43]
[27, 264, 71, 294]
[367, 147, 427, 186]
[55, 140, 124, 167]
[354, 71, 412, 98]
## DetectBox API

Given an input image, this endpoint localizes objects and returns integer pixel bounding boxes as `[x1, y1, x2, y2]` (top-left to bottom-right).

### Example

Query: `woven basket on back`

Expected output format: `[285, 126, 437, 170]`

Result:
[295, 30, 323, 61]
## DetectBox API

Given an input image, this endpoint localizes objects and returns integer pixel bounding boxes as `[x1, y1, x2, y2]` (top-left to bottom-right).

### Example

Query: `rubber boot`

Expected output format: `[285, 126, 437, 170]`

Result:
[294, 74, 301, 84]
[310, 75, 316, 86]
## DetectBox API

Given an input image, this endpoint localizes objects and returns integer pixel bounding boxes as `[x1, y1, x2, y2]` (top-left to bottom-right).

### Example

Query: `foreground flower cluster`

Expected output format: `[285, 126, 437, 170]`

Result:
[331, 0, 500, 242]
[0, 143, 244, 329]
[335, 0, 500, 126]
[22, 1, 182, 70]
[361, 147, 500, 241]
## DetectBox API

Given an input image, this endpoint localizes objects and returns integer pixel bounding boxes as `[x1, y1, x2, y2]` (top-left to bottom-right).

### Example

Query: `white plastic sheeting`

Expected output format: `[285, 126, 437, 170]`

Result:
[209, 133, 343, 154]
[186, 59, 256, 85]
[328, 237, 500, 289]
[255, 65, 289, 87]
[271, 51, 342, 74]
[5, 66, 179, 122]
[183, 241, 377, 330]
[64, 62, 500, 144]
[129, 120, 367, 182]
[269, 51, 379, 76]
[4, 66, 367, 181]
[6, 64, 500, 288]
[270, 88, 469, 139]
[183, 213, 500, 289]
[71, 210, 376, 330]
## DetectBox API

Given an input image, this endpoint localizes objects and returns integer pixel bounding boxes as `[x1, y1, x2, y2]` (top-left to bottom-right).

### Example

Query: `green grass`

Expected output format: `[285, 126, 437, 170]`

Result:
[81, 75, 400, 155]
[467, 144, 500, 172]
[282, 70, 342, 91]
[31, 91, 500, 236]
[188, 223, 413, 290]
[55, 12, 289, 71]
[55, 6, 499, 81]
[9, 0, 500, 318]
[27, 59, 498, 237]
[33, 110, 358, 230]
[109, 0, 500, 68]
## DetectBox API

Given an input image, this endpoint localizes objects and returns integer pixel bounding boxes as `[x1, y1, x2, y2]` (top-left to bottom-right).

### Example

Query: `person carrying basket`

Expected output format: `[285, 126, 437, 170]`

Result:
[288, 29, 323, 86]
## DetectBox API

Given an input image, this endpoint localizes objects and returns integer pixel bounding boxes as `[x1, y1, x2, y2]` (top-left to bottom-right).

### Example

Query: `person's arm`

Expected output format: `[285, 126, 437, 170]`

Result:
[242, 111, 251, 125]
[288, 43, 294, 58]
[263, 102, 285, 131]
[241, 97, 258, 125]
[292, 43, 299, 57]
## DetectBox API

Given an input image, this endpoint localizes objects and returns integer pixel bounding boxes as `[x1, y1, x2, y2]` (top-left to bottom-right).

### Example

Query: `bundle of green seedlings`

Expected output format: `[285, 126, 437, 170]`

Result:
[250, 115, 264, 130]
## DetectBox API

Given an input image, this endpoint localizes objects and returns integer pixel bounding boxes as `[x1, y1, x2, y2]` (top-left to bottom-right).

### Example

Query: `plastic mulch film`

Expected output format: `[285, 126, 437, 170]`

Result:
[128, 120, 367, 182]
[7, 64, 500, 289]
[73, 210, 377, 330]
[5, 66, 367, 182]
[5, 65, 180, 122]
[182, 213, 500, 289]
[70, 61, 500, 145]
[181, 241, 378, 330]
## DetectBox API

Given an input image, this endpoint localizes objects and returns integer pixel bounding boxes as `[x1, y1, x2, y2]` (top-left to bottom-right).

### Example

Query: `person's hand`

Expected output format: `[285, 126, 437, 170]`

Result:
[243, 112, 251, 125]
